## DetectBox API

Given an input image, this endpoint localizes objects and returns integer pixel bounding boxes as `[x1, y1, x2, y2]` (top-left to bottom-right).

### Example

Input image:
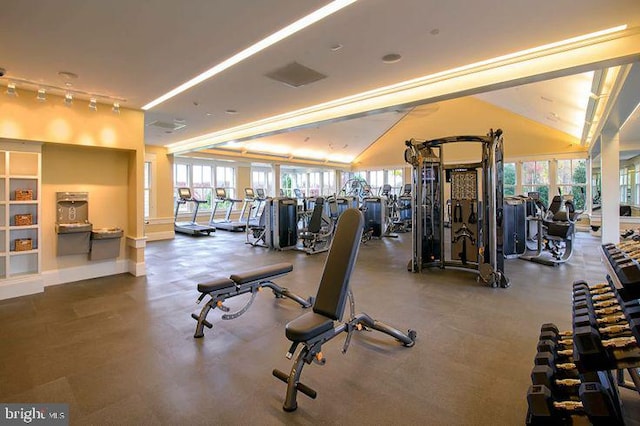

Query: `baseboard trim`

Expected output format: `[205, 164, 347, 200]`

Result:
[128, 260, 146, 277]
[0, 276, 44, 300]
[43, 260, 130, 287]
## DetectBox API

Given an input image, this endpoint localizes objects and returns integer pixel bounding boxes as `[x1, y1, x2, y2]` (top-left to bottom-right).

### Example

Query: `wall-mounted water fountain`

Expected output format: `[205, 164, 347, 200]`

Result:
[55, 192, 92, 255]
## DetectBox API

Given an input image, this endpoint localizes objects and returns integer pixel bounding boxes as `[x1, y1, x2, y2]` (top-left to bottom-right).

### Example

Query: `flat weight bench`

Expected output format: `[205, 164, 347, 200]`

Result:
[272, 208, 416, 411]
[191, 262, 312, 338]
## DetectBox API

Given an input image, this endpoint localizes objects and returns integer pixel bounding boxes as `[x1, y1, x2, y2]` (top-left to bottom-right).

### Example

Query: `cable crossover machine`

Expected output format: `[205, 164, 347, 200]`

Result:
[403, 129, 509, 288]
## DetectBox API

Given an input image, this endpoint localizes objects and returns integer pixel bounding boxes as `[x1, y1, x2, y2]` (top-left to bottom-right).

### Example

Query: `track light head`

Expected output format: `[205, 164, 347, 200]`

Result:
[89, 98, 97, 111]
[6, 83, 17, 97]
[112, 102, 120, 114]
[37, 88, 46, 102]
[64, 92, 73, 106]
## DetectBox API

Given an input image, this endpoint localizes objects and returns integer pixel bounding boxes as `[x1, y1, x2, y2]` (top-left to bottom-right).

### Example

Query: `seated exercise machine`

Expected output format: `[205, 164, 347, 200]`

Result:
[361, 185, 398, 239]
[298, 197, 338, 255]
[191, 262, 312, 338]
[520, 191, 580, 266]
[209, 188, 246, 232]
[272, 208, 416, 411]
[246, 196, 299, 250]
[174, 187, 215, 236]
[395, 183, 412, 232]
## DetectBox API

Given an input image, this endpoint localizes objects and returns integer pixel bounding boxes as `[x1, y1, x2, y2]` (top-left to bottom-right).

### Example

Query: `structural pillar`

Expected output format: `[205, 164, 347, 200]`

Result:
[600, 132, 620, 244]
[274, 164, 281, 197]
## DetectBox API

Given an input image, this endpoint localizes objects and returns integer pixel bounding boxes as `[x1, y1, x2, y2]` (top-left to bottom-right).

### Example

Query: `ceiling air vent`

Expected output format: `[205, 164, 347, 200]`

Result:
[146, 120, 186, 131]
[265, 62, 327, 88]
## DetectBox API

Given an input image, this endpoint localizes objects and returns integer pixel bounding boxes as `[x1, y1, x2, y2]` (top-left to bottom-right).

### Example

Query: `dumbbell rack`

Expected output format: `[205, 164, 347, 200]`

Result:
[525, 240, 640, 424]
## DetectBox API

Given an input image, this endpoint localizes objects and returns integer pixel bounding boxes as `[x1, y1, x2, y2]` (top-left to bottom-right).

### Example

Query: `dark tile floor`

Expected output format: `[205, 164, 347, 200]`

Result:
[1, 229, 639, 425]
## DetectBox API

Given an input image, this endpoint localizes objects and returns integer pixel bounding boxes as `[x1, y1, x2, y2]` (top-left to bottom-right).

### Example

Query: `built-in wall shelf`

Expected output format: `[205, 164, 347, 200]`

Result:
[0, 142, 42, 299]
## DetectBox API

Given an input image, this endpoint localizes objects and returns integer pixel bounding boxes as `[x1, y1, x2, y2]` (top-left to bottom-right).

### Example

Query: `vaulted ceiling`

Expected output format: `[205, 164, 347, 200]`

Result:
[1, 0, 639, 165]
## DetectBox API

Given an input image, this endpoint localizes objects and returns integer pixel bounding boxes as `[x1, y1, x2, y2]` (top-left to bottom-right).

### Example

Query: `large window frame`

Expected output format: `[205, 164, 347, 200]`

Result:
[503, 162, 516, 196]
[173, 158, 237, 215]
[522, 160, 550, 206]
[556, 159, 586, 210]
[251, 167, 273, 197]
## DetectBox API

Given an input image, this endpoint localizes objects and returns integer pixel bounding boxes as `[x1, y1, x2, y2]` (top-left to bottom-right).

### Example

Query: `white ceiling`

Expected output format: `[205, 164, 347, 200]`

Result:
[1, 0, 640, 162]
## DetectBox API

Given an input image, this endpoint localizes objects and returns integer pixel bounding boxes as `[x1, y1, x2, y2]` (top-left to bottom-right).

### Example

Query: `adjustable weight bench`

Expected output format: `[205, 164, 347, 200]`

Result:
[191, 262, 312, 338]
[272, 208, 416, 411]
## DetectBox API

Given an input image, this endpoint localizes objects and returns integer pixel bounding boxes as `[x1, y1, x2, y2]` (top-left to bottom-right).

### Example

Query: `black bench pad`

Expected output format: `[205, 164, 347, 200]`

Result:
[197, 277, 235, 294]
[230, 263, 293, 285]
[285, 311, 334, 342]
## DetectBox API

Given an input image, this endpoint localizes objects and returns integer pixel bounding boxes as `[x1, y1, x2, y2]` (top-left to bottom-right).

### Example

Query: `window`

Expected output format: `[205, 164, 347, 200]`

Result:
[368, 170, 384, 195]
[522, 160, 549, 206]
[192, 164, 214, 210]
[173, 159, 237, 214]
[387, 169, 404, 195]
[308, 172, 321, 197]
[216, 166, 236, 200]
[144, 161, 151, 218]
[322, 171, 335, 196]
[251, 168, 273, 196]
[503, 163, 516, 196]
[621, 168, 629, 204]
[174, 163, 190, 213]
[557, 159, 586, 210]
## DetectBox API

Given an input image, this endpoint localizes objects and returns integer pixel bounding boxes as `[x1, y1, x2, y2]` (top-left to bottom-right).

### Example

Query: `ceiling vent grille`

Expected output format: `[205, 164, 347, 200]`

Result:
[265, 62, 327, 88]
[146, 120, 186, 131]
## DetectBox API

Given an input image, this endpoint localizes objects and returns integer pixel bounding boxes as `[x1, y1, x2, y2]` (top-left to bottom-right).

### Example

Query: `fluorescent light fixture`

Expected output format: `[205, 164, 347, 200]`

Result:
[167, 24, 631, 155]
[141, 0, 358, 110]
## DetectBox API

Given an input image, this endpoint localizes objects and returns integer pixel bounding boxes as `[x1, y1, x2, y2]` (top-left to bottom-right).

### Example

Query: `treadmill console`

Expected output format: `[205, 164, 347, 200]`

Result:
[178, 187, 192, 200]
[245, 188, 255, 199]
[256, 188, 265, 199]
[216, 188, 227, 199]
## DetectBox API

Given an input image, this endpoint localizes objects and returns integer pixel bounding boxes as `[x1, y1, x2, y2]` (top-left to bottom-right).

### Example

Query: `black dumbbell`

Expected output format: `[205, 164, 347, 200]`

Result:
[531, 365, 580, 400]
[537, 340, 572, 362]
[527, 383, 623, 426]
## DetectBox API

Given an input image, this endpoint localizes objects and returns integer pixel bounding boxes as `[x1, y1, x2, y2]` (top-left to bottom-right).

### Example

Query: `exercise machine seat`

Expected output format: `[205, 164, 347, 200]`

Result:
[197, 277, 235, 294]
[548, 195, 562, 215]
[230, 262, 293, 284]
[547, 222, 573, 239]
[312, 208, 364, 320]
[300, 197, 325, 238]
[285, 311, 335, 342]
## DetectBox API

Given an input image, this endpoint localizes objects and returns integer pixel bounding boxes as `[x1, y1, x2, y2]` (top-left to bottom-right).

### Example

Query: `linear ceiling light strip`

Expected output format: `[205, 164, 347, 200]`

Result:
[141, 0, 358, 110]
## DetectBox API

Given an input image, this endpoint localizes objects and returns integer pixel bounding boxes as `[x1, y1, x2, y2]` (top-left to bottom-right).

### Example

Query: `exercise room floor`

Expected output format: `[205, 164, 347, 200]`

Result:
[1, 229, 640, 425]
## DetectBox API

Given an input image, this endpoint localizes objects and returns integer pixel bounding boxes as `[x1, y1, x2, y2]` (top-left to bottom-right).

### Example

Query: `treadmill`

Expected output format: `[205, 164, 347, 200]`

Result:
[174, 188, 215, 236]
[209, 188, 246, 232]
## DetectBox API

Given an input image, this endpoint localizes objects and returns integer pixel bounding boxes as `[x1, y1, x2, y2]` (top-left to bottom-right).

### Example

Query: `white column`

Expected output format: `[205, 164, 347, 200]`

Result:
[600, 132, 620, 244]
[586, 157, 592, 213]
[274, 164, 281, 197]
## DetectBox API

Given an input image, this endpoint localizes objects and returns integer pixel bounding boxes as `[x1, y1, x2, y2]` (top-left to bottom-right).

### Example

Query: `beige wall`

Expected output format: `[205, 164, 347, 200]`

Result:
[0, 89, 145, 280]
[354, 97, 586, 169]
[144, 145, 175, 240]
[42, 144, 129, 270]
